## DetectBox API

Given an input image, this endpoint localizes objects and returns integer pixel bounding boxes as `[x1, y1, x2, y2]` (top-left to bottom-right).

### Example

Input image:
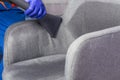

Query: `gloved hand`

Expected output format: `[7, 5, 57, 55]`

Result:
[25, 0, 46, 19]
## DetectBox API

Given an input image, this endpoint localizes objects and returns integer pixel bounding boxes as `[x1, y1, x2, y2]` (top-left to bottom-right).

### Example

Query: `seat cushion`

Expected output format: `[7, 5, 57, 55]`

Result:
[3, 54, 65, 80]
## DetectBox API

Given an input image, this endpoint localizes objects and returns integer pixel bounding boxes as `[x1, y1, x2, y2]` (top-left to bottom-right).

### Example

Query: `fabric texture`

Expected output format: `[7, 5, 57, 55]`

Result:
[3, 54, 65, 80]
[3, 0, 120, 80]
[66, 26, 120, 80]
[4, 20, 68, 67]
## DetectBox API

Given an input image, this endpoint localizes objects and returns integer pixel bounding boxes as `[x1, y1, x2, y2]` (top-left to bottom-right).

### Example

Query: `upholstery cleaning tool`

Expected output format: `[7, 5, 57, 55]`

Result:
[9, 0, 62, 37]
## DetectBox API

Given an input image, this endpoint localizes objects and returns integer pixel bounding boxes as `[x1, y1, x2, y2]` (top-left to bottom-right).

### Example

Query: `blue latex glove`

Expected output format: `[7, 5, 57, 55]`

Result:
[25, 0, 46, 19]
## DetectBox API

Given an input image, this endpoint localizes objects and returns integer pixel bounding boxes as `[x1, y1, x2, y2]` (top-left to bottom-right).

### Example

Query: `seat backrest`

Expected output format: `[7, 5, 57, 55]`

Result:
[58, 0, 120, 42]
[43, 0, 68, 15]
[65, 26, 120, 80]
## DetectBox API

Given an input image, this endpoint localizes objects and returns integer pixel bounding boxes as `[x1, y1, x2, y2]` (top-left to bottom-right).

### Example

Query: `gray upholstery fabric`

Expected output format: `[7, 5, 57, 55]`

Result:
[3, 0, 120, 80]
[65, 26, 120, 80]
[4, 20, 68, 67]
[4, 0, 120, 66]
[3, 54, 65, 80]
[43, 0, 68, 16]
[63, 0, 120, 38]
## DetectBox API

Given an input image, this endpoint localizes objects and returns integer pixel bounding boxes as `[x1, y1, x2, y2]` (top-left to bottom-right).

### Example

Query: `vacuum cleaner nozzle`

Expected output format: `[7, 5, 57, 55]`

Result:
[9, 0, 62, 38]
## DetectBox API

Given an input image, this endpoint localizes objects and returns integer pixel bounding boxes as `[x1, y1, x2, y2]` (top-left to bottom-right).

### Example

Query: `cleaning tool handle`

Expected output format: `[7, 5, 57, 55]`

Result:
[10, 0, 29, 9]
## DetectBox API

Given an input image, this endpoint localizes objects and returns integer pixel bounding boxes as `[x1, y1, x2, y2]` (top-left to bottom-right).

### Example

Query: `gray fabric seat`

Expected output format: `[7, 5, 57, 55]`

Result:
[3, 0, 120, 80]
[3, 54, 65, 80]
[65, 26, 120, 80]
